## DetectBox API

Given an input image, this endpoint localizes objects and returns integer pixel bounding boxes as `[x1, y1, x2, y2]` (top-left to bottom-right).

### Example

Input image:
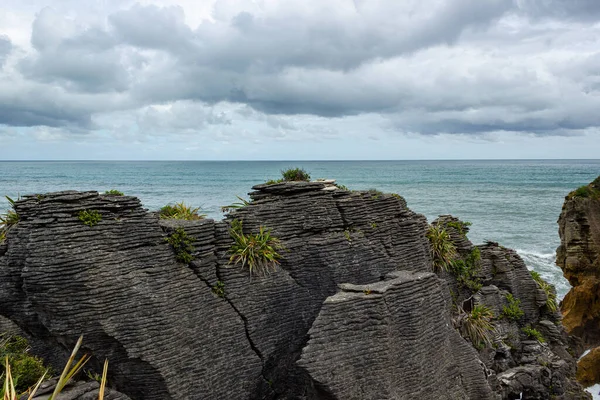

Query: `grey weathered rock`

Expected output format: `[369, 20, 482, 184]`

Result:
[0, 183, 589, 399]
[298, 271, 497, 400]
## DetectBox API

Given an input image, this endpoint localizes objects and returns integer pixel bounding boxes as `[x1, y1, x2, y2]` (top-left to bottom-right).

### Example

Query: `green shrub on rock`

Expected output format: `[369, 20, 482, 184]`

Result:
[165, 228, 196, 263]
[0, 196, 19, 243]
[456, 305, 495, 349]
[281, 168, 311, 182]
[159, 202, 205, 220]
[450, 248, 482, 292]
[78, 210, 102, 227]
[522, 325, 545, 343]
[502, 293, 525, 321]
[530, 271, 558, 312]
[228, 219, 285, 276]
[0, 335, 48, 394]
[426, 223, 457, 272]
[104, 190, 124, 196]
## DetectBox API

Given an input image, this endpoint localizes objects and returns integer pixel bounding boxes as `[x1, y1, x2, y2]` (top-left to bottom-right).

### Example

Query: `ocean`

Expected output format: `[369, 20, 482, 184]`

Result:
[1, 159, 599, 299]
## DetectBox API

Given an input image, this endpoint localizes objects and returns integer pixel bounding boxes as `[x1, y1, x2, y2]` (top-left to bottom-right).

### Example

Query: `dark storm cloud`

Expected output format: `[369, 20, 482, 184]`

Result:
[0, 0, 599, 138]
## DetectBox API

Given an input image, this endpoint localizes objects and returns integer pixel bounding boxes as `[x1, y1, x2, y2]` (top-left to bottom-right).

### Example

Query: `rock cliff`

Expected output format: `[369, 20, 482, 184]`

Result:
[557, 177, 600, 346]
[0, 181, 588, 399]
[556, 176, 600, 389]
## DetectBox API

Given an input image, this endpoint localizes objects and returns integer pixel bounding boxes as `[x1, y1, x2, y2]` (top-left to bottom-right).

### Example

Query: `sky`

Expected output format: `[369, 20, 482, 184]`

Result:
[0, 0, 599, 160]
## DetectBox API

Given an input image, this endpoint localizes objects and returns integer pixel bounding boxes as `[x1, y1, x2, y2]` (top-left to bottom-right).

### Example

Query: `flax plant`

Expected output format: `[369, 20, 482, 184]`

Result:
[426, 223, 457, 272]
[228, 219, 285, 276]
[159, 202, 205, 220]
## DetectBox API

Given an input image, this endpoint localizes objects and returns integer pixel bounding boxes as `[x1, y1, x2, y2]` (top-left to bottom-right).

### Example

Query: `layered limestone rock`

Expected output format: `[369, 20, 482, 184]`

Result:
[0, 182, 589, 399]
[556, 176, 600, 389]
[557, 177, 600, 346]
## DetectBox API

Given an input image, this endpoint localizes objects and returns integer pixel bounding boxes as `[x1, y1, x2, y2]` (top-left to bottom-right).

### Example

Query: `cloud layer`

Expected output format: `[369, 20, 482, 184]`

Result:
[0, 0, 599, 158]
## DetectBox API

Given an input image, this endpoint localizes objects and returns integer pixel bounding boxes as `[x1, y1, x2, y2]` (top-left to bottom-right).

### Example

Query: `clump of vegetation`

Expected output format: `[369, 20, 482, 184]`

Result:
[78, 210, 102, 227]
[0, 335, 47, 394]
[456, 305, 495, 349]
[343, 229, 352, 242]
[264, 179, 282, 185]
[427, 223, 457, 272]
[165, 228, 196, 263]
[281, 168, 311, 182]
[530, 271, 558, 312]
[2, 335, 109, 400]
[570, 184, 600, 199]
[367, 189, 383, 199]
[446, 220, 472, 236]
[212, 281, 225, 297]
[159, 202, 205, 220]
[0, 196, 19, 243]
[104, 190, 124, 196]
[228, 219, 285, 276]
[502, 293, 525, 321]
[335, 183, 349, 191]
[450, 248, 482, 292]
[522, 326, 545, 343]
[221, 196, 250, 213]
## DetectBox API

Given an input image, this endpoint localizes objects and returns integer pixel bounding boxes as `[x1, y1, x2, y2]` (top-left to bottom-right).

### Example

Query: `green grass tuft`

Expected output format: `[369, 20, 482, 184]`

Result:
[228, 219, 285, 276]
[502, 293, 525, 321]
[0, 335, 48, 394]
[104, 190, 124, 196]
[78, 210, 102, 227]
[530, 271, 558, 312]
[427, 223, 457, 272]
[212, 281, 225, 297]
[0, 196, 19, 243]
[457, 304, 495, 349]
[165, 227, 196, 263]
[159, 202, 205, 220]
[522, 325, 545, 343]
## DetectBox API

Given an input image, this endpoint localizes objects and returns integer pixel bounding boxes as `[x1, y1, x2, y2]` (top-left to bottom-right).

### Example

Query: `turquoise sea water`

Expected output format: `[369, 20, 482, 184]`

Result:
[1, 159, 599, 299]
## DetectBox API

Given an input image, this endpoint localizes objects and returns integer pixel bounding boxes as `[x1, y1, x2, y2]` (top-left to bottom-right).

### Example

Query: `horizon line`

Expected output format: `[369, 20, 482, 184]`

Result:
[0, 158, 599, 162]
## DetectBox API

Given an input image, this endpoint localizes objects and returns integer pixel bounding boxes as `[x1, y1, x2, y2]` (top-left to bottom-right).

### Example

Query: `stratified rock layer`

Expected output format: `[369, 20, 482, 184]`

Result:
[557, 177, 600, 346]
[0, 182, 589, 399]
[299, 271, 495, 400]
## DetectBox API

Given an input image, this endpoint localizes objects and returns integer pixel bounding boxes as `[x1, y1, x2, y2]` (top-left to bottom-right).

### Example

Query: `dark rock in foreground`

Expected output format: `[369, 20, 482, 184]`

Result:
[0, 182, 589, 399]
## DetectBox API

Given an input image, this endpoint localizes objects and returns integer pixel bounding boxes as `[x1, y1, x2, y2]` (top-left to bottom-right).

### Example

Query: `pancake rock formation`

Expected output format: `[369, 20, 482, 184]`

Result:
[0, 180, 589, 399]
[557, 176, 600, 387]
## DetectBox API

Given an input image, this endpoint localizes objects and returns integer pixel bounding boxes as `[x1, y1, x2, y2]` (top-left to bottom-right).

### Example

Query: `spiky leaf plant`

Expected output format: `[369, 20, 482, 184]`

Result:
[456, 304, 495, 349]
[529, 271, 558, 312]
[0, 196, 19, 243]
[2, 335, 109, 400]
[426, 223, 457, 272]
[159, 202, 205, 220]
[228, 219, 285, 276]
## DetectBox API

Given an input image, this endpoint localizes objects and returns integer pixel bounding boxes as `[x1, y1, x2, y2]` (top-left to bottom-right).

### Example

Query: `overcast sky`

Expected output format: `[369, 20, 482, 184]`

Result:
[0, 0, 599, 160]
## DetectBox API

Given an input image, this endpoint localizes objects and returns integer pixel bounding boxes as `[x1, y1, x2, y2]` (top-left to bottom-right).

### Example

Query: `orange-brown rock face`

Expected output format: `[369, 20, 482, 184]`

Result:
[577, 347, 600, 387]
[557, 176, 600, 347]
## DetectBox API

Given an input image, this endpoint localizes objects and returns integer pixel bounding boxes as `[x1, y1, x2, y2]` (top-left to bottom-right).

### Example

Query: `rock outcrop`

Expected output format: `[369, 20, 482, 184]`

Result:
[0, 181, 589, 399]
[557, 176, 600, 389]
[557, 177, 600, 346]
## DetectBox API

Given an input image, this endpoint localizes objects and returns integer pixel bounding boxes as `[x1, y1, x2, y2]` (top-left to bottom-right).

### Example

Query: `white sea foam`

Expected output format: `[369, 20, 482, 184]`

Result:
[586, 384, 600, 400]
[515, 249, 571, 300]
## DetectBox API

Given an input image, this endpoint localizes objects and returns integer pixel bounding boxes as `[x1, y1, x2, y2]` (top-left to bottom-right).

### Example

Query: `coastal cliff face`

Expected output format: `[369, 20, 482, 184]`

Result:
[557, 177, 600, 346]
[556, 176, 600, 388]
[0, 182, 589, 399]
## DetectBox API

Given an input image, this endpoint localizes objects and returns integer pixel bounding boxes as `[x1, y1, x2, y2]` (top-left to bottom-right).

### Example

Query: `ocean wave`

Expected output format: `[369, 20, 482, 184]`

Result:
[514, 248, 571, 300]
